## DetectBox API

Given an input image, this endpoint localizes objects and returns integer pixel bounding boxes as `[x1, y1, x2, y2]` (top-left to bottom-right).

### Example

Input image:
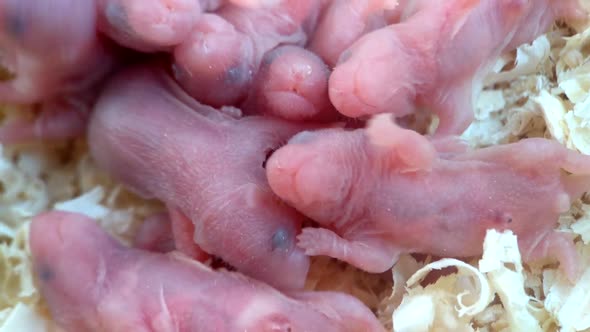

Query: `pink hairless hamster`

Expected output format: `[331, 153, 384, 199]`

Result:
[267, 114, 590, 281]
[30, 210, 386, 332]
[96, 0, 202, 52]
[172, 0, 325, 107]
[0, 0, 114, 104]
[308, 0, 396, 67]
[329, 0, 585, 135]
[0, 0, 116, 143]
[88, 63, 312, 290]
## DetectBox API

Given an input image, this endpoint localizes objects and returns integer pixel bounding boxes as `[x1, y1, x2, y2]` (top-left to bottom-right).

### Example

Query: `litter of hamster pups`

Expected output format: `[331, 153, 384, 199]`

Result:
[3, 5, 590, 332]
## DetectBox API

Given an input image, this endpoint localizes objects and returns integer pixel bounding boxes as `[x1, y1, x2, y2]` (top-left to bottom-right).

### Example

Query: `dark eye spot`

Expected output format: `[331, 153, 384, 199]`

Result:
[260, 55, 274, 67]
[105, 2, 131, 33]
[37, 264, 54, 282]
[4, 9, 25, 39]
[261, 48, 283, 66]
[338, 50, 352, 64]
[271, 228, 291, 251]
[224, 65, 251, 86]
[171, 63, 188, 80]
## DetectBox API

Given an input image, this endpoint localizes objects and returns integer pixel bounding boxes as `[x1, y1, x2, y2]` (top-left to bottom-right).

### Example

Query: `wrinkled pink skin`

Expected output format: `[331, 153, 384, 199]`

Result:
[0, 0, 113, 103]
[172, 0, 325, 108]
[88, 64, 311, 290]
[308, 0, 393, 67]
[329, 0, 585, 135]
[96, 0, 202, 52]
[242, 45, 340, 122]
[30, 211, 386, 332]
[0, 0, 116, 144]
[267, 116, 590, 280]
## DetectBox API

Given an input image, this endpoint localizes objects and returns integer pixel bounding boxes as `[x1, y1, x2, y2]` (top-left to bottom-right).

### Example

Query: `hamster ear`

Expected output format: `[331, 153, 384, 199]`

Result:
[366, 114, 436, 173]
